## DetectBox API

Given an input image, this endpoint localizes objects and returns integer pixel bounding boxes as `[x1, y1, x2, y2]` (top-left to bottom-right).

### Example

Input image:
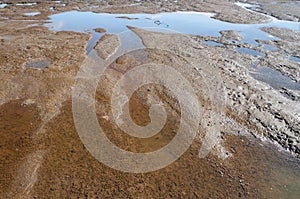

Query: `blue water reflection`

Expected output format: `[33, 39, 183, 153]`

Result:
[45, 11, 300, 47]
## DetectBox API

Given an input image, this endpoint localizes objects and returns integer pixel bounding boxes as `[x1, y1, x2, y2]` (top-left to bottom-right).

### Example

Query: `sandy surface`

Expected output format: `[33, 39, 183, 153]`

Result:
[0, 0, 300, 198]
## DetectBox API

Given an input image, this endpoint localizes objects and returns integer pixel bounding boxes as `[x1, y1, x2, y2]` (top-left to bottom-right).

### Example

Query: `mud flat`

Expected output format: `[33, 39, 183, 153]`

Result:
[0, 0, 300, 198]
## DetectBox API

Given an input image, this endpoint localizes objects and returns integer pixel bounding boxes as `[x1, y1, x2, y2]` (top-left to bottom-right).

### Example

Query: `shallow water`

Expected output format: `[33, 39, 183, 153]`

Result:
[289, 55, 300, 63]
[262, 44, 278, 51]
[2, 98, 299, 197]
[45, 11, 300, 51]
[237, 47, 265, 56]
[0, 4, 7, 9]
[259, 140, 300, 199]
[201, 40, 224, 47]
[16, 3, 37, 6]
[235, 2, 260, 9]
[25, 60, 52, 69]
[250, 66, 300, 91]
[24, 12, 41, 17]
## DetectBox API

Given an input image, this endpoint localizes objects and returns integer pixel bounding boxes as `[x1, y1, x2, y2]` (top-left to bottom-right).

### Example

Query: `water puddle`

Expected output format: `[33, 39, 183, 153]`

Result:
[16, 3, 37, 6]
[201, 40, 224, 47]
[25, 60, 52, 69]
[260, 140, 300, 199]
[235, 2, 279, 22]
[45, 11, 300, 52]
[289, 55, 300, 63]
[226, 39, 240, 44]
[250, 67, 300, 91]
[237, 47, 265, 57]
[262, 44, 278, 51]
[24, 12, 41, 17]
[0, 4, 7, 9]
[235, 2, 260, 10]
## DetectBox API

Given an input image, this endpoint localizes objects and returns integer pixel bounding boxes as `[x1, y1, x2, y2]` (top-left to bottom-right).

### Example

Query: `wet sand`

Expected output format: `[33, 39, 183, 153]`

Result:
[1, 89, 299, 198]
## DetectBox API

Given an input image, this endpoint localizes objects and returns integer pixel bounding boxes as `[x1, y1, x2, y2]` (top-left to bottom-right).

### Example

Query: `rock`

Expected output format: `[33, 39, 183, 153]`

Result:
[94, 28, 106, 33]
[116, 16, 139, 20]
[22, 99, 36, 106]
[116, 54, 135, 65]
[94, 34, 120, 60]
